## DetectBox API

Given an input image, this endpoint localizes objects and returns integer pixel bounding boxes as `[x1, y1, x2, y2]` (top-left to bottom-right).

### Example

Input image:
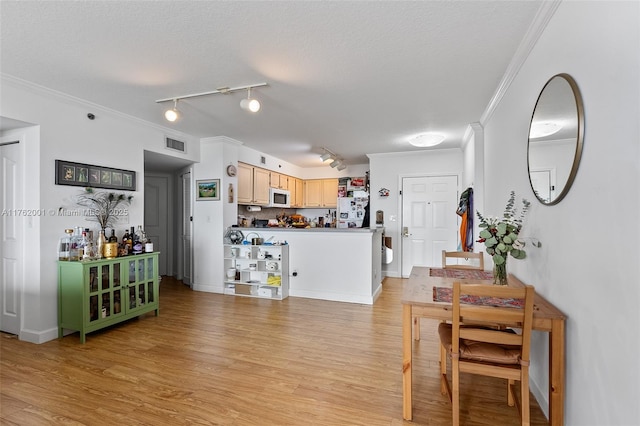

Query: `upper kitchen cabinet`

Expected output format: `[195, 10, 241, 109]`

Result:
[290, 177, 304, 208]
[321, 178, 338, 208]
[304, 178, 338, 208]
[238, 162, 270, 205]
[270, 172, 289, 190]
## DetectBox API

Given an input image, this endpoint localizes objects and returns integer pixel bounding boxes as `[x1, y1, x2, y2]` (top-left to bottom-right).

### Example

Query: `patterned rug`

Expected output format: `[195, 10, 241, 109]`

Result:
[429, 268, 493, 280]
[433, 287, 524, 308]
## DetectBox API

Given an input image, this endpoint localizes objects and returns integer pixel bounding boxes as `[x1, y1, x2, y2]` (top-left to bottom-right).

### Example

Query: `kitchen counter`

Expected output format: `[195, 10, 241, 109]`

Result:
[237, 226, 381, 233]
[230, 227, 384, 305]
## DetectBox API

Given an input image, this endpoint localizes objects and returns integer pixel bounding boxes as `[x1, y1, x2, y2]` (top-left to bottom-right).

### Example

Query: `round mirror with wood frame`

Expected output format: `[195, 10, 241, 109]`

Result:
[527, 73, 584, 205]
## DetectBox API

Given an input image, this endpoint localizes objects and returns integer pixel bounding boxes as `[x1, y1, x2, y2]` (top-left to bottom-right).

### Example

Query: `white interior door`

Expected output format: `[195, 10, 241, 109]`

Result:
[530, 169, 552, 203]
[181, 171, 192, 286]
[0, 137, 22, 335]
[144, 175, 169, 276]
[401, 175, 458, 277]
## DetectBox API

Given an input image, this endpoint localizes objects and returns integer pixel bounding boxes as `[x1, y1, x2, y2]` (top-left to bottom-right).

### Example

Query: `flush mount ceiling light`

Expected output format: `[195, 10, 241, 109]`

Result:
[164, 99, 181, 122]
[409, 132, 446, 147]
[156, 82, 268, 121]
[239, 87, 261, 112]
[529, 121, 563, 138]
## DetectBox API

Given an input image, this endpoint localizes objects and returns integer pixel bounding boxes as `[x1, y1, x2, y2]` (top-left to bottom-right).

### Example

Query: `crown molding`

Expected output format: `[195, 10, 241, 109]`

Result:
[479, 0, 562, 125]
[1, 73, 196, 143]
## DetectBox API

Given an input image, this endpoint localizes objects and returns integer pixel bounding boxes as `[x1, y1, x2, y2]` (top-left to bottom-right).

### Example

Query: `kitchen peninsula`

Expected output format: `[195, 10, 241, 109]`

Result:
[233, 226, 384, 305]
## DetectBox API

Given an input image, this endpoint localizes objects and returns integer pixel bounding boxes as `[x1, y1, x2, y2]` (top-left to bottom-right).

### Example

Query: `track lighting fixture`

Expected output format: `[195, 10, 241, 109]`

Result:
[240, 87, 261, 112]
[156, 82, 267, 121]
[164, 99, 181, 122]
[319, 147, 347, 171]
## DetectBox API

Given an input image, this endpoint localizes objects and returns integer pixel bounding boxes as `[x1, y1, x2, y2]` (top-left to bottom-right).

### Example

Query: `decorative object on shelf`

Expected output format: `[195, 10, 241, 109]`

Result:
[55, 160, 136, 191]
[74, 187, 133, 230]
[196, 179, 220, 201]
[224, 228, 244, 244]
[476, 191, 531, 285]
[378, 188, 390, 197]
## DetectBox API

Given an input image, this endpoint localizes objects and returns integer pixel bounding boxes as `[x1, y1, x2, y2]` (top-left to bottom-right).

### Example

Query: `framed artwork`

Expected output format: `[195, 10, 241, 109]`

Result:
[55, 160, 136, 191]
[196, 179, 220, 201]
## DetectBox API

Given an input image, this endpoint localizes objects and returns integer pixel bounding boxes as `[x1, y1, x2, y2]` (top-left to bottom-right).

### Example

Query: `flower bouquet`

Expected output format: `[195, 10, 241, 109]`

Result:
[477, 191, 530, 285]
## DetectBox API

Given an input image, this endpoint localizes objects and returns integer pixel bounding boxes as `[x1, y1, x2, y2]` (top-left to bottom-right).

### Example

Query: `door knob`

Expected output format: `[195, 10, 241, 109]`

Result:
[402, 226, 410, 237]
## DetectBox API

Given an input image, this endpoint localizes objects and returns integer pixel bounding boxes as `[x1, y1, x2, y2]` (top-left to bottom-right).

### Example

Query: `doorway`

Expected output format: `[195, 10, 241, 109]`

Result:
[143, 150, 194, 284]
[0, 135, 23, 335]
[400, 175, 459, 278]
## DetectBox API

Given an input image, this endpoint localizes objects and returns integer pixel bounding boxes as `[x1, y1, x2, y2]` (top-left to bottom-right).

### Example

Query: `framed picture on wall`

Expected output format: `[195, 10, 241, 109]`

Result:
[55, 160, 136, 191]
[196, 179, 220, 201]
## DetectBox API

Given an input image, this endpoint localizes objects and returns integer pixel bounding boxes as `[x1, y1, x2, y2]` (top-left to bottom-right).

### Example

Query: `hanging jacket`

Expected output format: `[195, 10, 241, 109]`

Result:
[456, 187, 474, 252]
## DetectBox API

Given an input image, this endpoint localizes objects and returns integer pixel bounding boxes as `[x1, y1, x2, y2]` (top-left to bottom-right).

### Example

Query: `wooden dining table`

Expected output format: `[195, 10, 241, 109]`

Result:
[402, 266, 566, 425]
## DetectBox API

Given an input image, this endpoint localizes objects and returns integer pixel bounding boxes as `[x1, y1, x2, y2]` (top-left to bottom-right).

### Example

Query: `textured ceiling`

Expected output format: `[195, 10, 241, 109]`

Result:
[1, 1, 543, 169]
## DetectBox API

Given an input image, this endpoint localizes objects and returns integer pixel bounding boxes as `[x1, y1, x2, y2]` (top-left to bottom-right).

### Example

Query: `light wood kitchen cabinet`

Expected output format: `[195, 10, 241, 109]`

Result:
[304, 179, 323, 207]
[237, 163, 254, 204]
[238, 162, 270, 205]
[290, 177, 304, 208]
[321, 178, 338, 208]
[270, 172, 289, 190]
[304, 178, 338, 208]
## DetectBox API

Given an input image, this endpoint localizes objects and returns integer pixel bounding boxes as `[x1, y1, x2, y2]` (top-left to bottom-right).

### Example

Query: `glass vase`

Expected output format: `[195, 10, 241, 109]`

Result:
[493, 258, 508, 286]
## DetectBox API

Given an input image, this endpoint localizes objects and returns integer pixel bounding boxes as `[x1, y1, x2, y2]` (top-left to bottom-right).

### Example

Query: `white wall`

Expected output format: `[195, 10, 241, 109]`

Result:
[483, 2, 639, 424]
[368, 149, 463, 277]
[1, 77, 199, 343]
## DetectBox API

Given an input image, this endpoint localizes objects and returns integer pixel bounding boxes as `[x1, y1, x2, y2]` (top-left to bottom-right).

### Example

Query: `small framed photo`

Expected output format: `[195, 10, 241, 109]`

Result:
[196, 179, 220, 201]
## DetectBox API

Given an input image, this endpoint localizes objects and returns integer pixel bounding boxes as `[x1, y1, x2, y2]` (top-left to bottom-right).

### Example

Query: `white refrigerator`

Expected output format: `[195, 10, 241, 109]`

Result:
[337, 191, 369, 228]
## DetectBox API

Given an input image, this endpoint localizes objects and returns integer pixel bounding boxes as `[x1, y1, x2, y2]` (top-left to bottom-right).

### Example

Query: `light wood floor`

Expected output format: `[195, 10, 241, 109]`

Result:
[1, 276, 549, 425]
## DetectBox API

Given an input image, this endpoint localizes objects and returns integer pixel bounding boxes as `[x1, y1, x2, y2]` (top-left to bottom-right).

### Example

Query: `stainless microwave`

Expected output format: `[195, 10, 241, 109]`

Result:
[268, 188, 290, 208]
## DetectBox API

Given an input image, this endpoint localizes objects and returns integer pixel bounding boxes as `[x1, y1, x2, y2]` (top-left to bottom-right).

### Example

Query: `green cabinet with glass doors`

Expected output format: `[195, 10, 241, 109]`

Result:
[58, 252, 159, 343]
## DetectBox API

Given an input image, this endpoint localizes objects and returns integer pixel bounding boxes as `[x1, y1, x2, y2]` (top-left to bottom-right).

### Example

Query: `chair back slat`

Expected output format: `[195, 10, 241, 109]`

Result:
[442, 250, 484, 270]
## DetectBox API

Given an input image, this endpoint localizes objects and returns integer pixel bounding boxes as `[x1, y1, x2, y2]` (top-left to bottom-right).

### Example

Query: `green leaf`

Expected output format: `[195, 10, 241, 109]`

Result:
[479, 229, 492, 239]
[493, 254, 505, 265]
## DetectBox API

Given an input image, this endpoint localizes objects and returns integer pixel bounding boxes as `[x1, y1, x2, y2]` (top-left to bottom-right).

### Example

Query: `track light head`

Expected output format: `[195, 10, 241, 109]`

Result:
[330, 159, 342, 168]
[240, 87, 261, 112]
[240, 98, 261, 112]
[336, 163, 347, 171]
[320, 152, 333, 162]
[164, 100, 181, 122]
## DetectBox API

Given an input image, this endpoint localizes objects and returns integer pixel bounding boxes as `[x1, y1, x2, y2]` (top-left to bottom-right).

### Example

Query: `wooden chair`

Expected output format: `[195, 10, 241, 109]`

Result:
[438, 279, 535, 426]
[442, 250, 484, 270]
[413, 250, 485, 340]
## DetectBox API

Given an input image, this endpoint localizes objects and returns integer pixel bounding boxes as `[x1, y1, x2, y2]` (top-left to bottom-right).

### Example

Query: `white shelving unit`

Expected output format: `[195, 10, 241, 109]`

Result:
[223, 244, 289, 300]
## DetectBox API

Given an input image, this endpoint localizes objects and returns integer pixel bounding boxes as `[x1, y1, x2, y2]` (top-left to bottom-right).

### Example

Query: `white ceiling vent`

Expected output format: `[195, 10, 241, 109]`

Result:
[165, 137, 186, 153]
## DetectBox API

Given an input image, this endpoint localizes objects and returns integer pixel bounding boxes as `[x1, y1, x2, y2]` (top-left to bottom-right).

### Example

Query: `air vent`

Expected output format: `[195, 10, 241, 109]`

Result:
[165, 137, 186, 153]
